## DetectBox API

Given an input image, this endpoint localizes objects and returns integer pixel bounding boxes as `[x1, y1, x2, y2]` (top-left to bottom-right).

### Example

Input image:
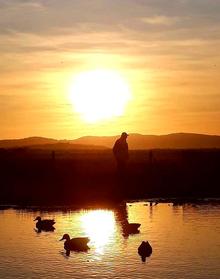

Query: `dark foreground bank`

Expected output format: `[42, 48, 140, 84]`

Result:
[0, 148, 220, 205]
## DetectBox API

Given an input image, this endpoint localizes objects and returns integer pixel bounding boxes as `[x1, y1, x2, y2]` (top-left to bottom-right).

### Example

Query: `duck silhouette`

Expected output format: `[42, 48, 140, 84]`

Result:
[138, 241, 152, 262]
[60, 234, 90, 254]
[122, 220, 141, 236]
[34, 216, 55, 232]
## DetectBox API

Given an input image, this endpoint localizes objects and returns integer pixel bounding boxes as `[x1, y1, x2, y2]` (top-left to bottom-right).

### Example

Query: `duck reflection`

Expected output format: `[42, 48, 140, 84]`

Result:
[35, 227, 55, 233]
[81, 210, 115, 254]
[115, 204, 141, 237]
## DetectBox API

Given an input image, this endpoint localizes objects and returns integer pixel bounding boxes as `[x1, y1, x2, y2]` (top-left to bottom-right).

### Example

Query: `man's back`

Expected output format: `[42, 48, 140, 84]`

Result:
[113, 133, 129, 163]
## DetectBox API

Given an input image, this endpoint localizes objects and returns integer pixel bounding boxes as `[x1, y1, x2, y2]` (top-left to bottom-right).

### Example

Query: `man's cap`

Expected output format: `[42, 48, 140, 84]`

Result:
[121, 132, 128, 137]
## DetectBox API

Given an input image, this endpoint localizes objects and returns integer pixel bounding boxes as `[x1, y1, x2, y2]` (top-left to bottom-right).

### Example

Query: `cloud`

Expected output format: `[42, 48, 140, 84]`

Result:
[141, 16, 179, 25]
[0, 0, 219, 37]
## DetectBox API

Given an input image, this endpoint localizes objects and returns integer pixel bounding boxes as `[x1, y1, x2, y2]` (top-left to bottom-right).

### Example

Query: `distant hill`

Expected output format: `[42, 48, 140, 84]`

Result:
[0, 137, 57, 148]
[0, 137, 107, 150]
[71, 133, 220, 149]
[1, 133, 220, 149]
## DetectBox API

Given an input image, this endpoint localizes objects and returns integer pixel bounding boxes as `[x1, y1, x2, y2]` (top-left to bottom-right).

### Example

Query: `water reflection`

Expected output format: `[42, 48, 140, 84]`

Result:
[81, 210, 115, 254]
[35, 227, 55, 233]
[0, 203, 220, 278]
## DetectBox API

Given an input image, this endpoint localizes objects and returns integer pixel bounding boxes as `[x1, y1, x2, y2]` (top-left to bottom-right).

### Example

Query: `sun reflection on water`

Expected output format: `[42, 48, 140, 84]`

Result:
[81, 210, 115, 255]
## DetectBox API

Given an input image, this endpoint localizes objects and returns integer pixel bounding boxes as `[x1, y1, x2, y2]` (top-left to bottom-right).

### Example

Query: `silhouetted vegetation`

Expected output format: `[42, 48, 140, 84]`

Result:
[0, 147, 220, 205]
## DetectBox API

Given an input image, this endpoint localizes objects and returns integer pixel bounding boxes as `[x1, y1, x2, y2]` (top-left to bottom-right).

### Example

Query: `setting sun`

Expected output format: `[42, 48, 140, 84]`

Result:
[69, 69, 131, 123]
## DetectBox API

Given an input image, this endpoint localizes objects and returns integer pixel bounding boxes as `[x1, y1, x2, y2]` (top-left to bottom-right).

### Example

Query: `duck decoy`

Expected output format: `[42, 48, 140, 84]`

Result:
[124, 222, 141, 231]
[60, 234, 90, 254]
[138, 241, 152, 262]
[34, 216, 55, 231]
[122, 221, 141, 236]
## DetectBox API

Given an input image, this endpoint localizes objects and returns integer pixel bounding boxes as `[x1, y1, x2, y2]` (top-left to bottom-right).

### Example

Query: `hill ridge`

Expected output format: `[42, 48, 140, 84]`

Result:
[1, 132, 220, 149]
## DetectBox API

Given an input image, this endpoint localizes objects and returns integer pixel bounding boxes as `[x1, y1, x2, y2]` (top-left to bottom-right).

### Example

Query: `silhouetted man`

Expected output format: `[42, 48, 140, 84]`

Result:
[113, 132, 129, 173]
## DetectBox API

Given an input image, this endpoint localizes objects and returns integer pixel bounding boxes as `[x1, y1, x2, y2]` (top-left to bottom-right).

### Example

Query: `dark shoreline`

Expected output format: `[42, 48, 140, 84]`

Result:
[1, 148, 220, 206]
[1, 197, 220, 212]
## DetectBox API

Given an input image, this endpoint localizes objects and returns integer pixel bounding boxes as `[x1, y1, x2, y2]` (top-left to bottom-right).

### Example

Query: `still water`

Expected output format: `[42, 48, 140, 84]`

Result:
[0, 202, 220, 279]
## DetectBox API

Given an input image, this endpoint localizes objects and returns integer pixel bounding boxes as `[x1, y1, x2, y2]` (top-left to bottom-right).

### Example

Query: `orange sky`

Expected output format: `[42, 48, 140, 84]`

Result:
[1, 1, 220, 139]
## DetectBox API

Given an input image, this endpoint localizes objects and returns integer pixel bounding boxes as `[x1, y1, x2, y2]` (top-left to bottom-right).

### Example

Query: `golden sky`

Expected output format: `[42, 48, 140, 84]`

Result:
[1, 0, 220, 139]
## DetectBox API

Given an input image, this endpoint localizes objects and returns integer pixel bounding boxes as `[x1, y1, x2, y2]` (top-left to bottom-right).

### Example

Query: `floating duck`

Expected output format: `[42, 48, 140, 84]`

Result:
[138, 241, 152, 262]
[34, 216, 55, 231]
[122, 221, 141, 236]
[60, 234, 90, 253]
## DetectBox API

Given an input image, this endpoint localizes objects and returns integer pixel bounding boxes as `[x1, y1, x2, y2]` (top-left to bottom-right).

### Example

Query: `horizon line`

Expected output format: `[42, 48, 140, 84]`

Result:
[1, 131, 220, 141]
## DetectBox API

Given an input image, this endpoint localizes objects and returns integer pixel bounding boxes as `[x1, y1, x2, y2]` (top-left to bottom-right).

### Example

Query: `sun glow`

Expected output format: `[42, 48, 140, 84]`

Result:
[69, 69, 131, 123]
[81, 210, 115, 254]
